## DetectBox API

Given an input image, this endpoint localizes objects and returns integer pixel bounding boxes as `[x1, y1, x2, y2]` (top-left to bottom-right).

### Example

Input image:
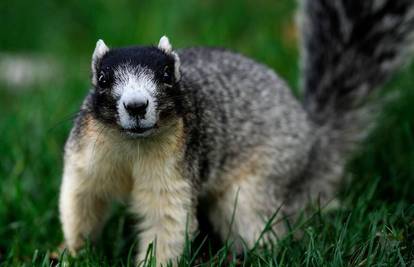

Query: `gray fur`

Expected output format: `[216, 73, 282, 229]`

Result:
[178, 48, 312, 186]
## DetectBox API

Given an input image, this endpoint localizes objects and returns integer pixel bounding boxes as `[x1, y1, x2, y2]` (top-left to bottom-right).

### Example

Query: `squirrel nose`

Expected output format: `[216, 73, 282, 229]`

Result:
[124, 100, 149, 117]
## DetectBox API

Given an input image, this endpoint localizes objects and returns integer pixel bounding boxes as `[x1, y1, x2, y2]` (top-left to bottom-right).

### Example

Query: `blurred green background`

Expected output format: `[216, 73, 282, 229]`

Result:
[0, 0, 413, 266]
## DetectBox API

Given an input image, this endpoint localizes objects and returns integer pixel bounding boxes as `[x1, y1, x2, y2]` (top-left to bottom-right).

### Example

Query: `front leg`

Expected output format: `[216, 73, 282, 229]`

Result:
[59, 166, 111, 254]
[131, 177, 197, 266]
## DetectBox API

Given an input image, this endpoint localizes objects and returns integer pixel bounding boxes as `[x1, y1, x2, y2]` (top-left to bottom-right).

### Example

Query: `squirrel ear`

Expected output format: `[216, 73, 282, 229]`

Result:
[158, 35, 172, 53]
[172, 51, 181, 82]
[91, 39, 109, 85]
[92, 39, 109, 64]
[158, 36, 181, 82]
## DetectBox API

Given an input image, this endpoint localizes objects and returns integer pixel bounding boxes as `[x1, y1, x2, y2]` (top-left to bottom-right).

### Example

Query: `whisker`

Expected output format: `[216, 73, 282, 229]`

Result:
[47, 111, 80, 133]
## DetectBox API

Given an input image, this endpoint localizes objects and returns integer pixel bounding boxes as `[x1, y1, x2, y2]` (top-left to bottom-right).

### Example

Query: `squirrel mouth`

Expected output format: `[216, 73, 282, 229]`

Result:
[123, 126, 154, 136]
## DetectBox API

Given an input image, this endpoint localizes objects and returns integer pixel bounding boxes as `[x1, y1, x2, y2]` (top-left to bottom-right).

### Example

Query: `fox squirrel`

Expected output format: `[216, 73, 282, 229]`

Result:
[59, 0, 414, 265]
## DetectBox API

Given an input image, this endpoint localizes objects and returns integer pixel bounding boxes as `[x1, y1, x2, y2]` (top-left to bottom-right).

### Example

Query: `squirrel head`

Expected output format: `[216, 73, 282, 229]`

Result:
[89, 36, 183, 138]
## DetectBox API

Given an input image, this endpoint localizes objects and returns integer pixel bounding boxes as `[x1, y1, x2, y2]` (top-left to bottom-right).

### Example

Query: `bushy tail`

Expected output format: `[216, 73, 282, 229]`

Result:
[301, 0, 414, 122]
[286, 0, 414, 210]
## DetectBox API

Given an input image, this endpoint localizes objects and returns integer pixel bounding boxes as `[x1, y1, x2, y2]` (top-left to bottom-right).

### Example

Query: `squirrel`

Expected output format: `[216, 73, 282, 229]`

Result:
[59, 0, 414, 265]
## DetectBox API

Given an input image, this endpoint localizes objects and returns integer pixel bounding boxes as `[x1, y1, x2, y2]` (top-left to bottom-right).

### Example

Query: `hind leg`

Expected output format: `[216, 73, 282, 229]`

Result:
[207, 174, 285, 252]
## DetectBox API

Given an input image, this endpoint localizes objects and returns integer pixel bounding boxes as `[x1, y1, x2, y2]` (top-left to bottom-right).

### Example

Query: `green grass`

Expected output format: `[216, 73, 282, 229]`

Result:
[1, 0, 413, 266]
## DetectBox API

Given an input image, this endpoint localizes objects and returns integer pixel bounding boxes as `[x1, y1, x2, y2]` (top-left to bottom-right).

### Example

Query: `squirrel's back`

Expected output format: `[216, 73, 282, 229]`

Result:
[177, 47, 313, 186]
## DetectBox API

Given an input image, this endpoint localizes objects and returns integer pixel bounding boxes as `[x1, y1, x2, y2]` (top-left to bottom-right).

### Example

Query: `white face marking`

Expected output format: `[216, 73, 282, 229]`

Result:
[113, 66, 158, 132]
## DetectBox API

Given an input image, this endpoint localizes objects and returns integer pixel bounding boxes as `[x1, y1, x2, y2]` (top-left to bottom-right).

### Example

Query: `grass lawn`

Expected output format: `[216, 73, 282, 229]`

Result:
[1, 0, 413, 266]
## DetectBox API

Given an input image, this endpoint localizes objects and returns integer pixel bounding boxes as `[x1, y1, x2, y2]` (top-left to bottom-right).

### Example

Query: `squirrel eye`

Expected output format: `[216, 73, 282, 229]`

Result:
[163, 66, 173, 85]
[97, 70, 110, 88]
[164, 66, 170, 76]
